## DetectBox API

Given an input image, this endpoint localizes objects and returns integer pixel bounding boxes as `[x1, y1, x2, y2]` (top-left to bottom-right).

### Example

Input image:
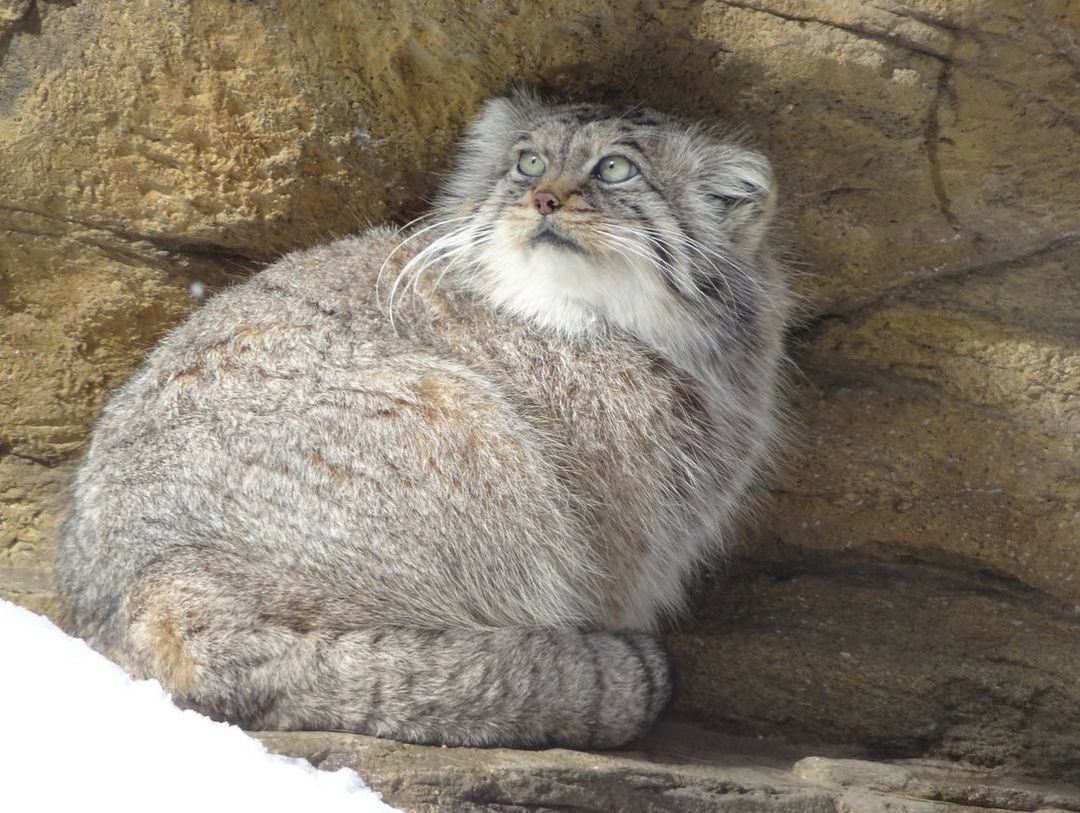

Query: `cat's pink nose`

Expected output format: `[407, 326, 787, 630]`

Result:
[533, 191, 561, 216]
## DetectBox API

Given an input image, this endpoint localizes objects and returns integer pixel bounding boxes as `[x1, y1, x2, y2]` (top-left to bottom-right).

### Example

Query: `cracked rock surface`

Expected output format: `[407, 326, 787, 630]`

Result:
[2, 0, 1078, 796]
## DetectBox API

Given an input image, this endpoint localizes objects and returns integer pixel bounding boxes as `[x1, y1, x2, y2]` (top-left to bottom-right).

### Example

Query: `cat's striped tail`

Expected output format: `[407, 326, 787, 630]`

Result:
[252, 627, 673, 747]
[123, 590, 675, 748]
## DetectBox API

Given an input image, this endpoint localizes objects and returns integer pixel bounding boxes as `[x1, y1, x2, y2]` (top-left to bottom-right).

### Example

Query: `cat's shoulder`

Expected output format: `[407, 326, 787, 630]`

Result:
[180, 227, 402, 329]
[254, 226, 402, 300]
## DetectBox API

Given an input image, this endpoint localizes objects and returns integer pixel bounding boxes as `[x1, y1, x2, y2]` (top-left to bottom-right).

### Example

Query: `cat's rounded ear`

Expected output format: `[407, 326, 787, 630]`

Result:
[456, 92, 539, 170]
[703, 144, 776, 252]
[469, 88, 542, 138]
[473, 96, 519, 132]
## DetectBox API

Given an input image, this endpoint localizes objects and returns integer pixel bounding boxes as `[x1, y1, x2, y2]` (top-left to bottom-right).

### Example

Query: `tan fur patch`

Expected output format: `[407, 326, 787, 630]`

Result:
[274, 597, 323, 635]
[125, 580, 200, 696]
[305, 448, 353, 484]
[415, 374, 460, 420]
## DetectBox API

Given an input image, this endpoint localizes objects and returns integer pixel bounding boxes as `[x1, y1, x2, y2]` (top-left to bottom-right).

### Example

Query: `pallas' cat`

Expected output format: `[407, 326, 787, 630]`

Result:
[58, 92, 791, 748]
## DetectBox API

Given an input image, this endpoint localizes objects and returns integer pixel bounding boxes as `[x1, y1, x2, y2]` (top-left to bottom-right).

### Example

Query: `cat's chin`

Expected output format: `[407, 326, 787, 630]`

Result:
[528, 225, 587, 255]
[472, 239, 691, 345]
[470, 242, 602, 334]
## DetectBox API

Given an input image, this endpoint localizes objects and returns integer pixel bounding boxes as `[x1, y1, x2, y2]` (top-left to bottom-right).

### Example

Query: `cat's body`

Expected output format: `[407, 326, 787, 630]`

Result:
[57, 94, 791, 748]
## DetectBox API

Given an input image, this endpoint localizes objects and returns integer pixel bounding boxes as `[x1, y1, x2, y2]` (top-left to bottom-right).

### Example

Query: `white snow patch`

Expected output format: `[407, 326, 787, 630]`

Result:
[0, 599, 399, 812]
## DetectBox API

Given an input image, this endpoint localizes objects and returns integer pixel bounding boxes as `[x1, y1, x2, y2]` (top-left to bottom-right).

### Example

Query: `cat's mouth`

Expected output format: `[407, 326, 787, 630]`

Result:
[528, 225, 586, 255]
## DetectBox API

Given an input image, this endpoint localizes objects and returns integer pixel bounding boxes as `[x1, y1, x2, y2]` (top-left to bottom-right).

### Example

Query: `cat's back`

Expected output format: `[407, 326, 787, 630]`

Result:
[92, 227, 429, 428]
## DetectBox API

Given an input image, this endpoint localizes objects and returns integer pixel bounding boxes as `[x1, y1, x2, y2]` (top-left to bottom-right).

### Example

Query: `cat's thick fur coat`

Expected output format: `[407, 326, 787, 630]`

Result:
[57, 93, 791, 748]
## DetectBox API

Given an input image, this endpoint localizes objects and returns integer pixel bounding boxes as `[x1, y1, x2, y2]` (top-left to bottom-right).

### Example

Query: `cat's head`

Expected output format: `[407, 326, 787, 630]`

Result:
[420, 91, 781, 351]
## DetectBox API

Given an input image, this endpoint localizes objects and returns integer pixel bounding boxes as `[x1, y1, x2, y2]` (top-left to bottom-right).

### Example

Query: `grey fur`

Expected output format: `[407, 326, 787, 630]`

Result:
[56, 92, 791, 748]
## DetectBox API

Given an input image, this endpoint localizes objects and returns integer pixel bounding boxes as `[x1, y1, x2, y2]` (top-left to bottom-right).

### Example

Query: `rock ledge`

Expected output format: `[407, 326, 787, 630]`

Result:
[255, 721, 1080, 813]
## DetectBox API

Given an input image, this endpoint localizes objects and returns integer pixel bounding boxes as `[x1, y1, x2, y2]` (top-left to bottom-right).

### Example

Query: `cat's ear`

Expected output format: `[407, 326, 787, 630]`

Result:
[461, 90, 540, 157]
[473, 96, 521, 132]
[473, 87, 542, 132]
[703, 145, 776, 252]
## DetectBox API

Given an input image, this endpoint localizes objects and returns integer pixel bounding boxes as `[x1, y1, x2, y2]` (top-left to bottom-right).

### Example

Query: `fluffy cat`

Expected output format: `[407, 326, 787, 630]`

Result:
[56, 92, 791, 748]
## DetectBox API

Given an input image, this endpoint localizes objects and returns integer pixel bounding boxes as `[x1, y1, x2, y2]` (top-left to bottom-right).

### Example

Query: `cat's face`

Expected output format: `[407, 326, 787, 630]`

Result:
[428, 93, 777, 347]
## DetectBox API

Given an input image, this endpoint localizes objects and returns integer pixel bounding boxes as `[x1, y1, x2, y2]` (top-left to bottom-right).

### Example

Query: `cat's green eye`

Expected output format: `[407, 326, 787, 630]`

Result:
[517, 151, 547, 177]
[594, 155, 639, 184]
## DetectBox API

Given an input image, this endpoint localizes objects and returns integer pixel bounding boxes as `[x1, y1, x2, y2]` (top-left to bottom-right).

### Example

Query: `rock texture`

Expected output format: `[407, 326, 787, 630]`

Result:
[2, 0, 1078, 798]
[668, 553, 1080, 780]
[255, 722, 1080, 812]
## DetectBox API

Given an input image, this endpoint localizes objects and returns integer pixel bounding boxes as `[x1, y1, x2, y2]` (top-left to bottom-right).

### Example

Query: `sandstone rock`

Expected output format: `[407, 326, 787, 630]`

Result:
[773, 242, 1080, 606]
[0, 0, 30, 25]
[254, 723, 1080, 812]
[2, 0, 1078, 794]
[794, 755, 1080, 812]
[667, 553, 1080, 781]
[258, 725, 841, 812]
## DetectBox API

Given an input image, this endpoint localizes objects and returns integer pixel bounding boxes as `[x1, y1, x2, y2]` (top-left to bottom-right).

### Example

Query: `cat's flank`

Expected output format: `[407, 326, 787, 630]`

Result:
[57, 93, 790, 748]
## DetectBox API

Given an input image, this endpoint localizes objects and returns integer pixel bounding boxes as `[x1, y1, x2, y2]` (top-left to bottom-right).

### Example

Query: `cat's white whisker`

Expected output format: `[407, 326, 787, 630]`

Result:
[385, 221, 480, 328]
[377, 214, 477, 313]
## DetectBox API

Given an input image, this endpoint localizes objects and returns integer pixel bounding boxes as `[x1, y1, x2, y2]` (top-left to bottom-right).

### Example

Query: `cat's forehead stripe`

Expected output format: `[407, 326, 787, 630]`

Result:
[514, 122, 661, 163]
[536, 105, 665, 131]
[611, 138, 644, 154]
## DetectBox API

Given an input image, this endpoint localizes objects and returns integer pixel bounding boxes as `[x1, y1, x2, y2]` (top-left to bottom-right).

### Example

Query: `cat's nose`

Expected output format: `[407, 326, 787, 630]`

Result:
[533, 191, 561, 216]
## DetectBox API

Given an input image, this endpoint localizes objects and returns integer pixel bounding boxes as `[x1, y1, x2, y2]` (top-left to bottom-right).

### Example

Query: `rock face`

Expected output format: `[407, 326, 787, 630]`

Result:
[2, 0, 1078, 797]
[669, 554, 1080, 780]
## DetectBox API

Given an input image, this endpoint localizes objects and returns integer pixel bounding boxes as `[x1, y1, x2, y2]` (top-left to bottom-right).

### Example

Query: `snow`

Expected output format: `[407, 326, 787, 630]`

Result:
[0, 599, 399, 812]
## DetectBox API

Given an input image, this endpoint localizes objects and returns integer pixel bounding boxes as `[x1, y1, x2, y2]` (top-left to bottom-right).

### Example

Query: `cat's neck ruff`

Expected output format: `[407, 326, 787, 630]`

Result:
[471, 240, 718, 369]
